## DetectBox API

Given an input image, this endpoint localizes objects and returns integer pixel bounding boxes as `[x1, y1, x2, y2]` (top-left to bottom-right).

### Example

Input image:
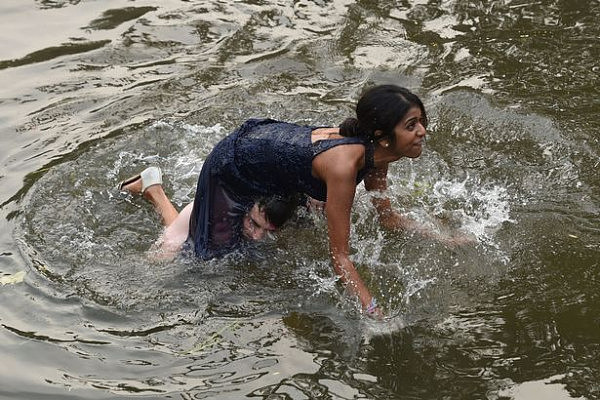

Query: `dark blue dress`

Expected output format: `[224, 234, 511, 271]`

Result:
[188, 118, 375, 259]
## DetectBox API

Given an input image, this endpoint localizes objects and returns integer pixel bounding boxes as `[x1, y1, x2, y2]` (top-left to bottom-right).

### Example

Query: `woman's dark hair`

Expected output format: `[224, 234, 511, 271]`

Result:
[258, 193, 300, 228]
[339, 85, 427, 143]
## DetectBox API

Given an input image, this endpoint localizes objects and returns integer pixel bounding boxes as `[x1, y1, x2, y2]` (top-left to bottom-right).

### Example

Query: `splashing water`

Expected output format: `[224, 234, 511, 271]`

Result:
[430, 176, 512, 243]
[3, 0, 600, 398]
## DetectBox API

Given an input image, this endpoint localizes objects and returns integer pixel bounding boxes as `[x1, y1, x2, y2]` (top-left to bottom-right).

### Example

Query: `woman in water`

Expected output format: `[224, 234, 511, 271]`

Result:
[123, 84, 460, 316]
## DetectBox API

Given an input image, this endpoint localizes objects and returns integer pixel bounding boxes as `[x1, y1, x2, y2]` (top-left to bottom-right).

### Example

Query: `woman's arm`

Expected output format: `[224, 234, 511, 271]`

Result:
[313, 145, 381, 315]
[364, 166, 474, 245]
[363, 165, 418, 231]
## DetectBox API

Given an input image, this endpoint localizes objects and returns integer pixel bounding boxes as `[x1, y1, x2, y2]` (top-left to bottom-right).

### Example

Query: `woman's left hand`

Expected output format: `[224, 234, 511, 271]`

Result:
[365, 297, 384, 319]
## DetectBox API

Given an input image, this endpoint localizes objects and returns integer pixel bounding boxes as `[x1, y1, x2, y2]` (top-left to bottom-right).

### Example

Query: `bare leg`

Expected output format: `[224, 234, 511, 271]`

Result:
[143, 185, 179, 227]
[121, 178, 178, 227]
[156, 202, 193, 254]
[121, 177, 191, 258]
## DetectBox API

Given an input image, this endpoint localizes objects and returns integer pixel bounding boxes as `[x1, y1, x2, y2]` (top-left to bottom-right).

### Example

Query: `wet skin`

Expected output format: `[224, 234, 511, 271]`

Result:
[242, 204, 276, 240]
[381, 106, 427, 159]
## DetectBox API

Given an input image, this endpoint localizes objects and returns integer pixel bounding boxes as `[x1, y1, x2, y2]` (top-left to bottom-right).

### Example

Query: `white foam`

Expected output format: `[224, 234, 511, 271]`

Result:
[430, 176, 512, 242]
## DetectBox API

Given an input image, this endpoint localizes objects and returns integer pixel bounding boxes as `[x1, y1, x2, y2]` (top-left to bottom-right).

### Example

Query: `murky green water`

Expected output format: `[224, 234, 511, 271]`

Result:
[1, 0, 598, 398]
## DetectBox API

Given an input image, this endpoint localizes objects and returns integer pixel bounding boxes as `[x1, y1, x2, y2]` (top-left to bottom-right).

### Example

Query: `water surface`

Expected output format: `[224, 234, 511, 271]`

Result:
[1, 0, 598, 399]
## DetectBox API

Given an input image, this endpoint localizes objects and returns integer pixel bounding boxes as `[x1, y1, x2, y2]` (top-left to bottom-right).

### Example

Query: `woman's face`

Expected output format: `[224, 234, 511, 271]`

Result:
[390, 106, 427, 158]
[242, 204, 276, 240]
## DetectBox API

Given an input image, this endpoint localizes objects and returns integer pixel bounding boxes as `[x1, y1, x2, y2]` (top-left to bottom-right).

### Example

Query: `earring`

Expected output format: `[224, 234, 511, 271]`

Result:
[383, 143, 389, 148]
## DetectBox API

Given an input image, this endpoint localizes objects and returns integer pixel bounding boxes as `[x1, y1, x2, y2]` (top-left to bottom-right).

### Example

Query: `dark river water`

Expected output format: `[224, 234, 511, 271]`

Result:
[1, 0, 599, 399]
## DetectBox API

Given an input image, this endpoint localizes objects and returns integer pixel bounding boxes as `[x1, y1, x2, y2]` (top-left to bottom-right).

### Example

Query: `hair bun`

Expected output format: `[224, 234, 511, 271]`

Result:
[339, 117, 360, 137]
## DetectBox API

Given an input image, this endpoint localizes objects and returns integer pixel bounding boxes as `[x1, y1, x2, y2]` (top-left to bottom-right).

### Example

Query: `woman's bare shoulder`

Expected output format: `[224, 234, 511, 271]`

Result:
[312, 142, 366, 182]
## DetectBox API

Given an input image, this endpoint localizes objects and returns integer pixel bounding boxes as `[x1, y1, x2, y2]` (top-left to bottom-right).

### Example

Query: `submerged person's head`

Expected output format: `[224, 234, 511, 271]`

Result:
[339, 84, 428, 154]
[242, 194, 299, 240]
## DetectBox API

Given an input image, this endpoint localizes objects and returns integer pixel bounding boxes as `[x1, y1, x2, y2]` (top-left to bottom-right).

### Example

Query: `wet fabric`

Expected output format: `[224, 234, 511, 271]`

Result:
[188, 118, 375, 259]
[187, 150, 250, 260]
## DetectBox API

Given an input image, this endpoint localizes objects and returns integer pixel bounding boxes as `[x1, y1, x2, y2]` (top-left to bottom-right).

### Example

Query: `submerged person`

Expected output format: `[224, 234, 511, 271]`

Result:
[119, 166, 298, 259]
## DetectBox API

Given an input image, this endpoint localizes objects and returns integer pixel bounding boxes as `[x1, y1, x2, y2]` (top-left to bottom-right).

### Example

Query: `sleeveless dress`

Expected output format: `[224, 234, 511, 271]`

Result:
[188, 118, 375, 259]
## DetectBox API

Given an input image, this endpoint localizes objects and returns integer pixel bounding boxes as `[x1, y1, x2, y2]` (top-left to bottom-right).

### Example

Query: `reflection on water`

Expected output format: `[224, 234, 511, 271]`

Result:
[1, 0, 599, 399]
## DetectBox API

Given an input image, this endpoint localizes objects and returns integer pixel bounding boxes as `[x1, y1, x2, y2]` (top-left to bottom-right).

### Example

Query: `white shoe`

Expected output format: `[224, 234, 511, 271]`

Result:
[118, 166, 163, 194]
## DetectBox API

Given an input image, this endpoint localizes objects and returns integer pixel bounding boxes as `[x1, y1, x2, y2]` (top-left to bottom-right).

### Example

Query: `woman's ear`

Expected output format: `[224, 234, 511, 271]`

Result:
[373, 129, 390, 148]
[378, 138, 391, 149]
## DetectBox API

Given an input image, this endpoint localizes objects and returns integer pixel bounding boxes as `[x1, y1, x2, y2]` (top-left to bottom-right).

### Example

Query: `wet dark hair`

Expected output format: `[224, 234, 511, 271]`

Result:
[339, 85, 427, 143]
[258, 193, 300, 228]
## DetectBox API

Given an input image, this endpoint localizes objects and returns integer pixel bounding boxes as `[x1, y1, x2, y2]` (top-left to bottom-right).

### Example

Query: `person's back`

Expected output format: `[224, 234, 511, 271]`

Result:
[225, 118, 374, 201]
